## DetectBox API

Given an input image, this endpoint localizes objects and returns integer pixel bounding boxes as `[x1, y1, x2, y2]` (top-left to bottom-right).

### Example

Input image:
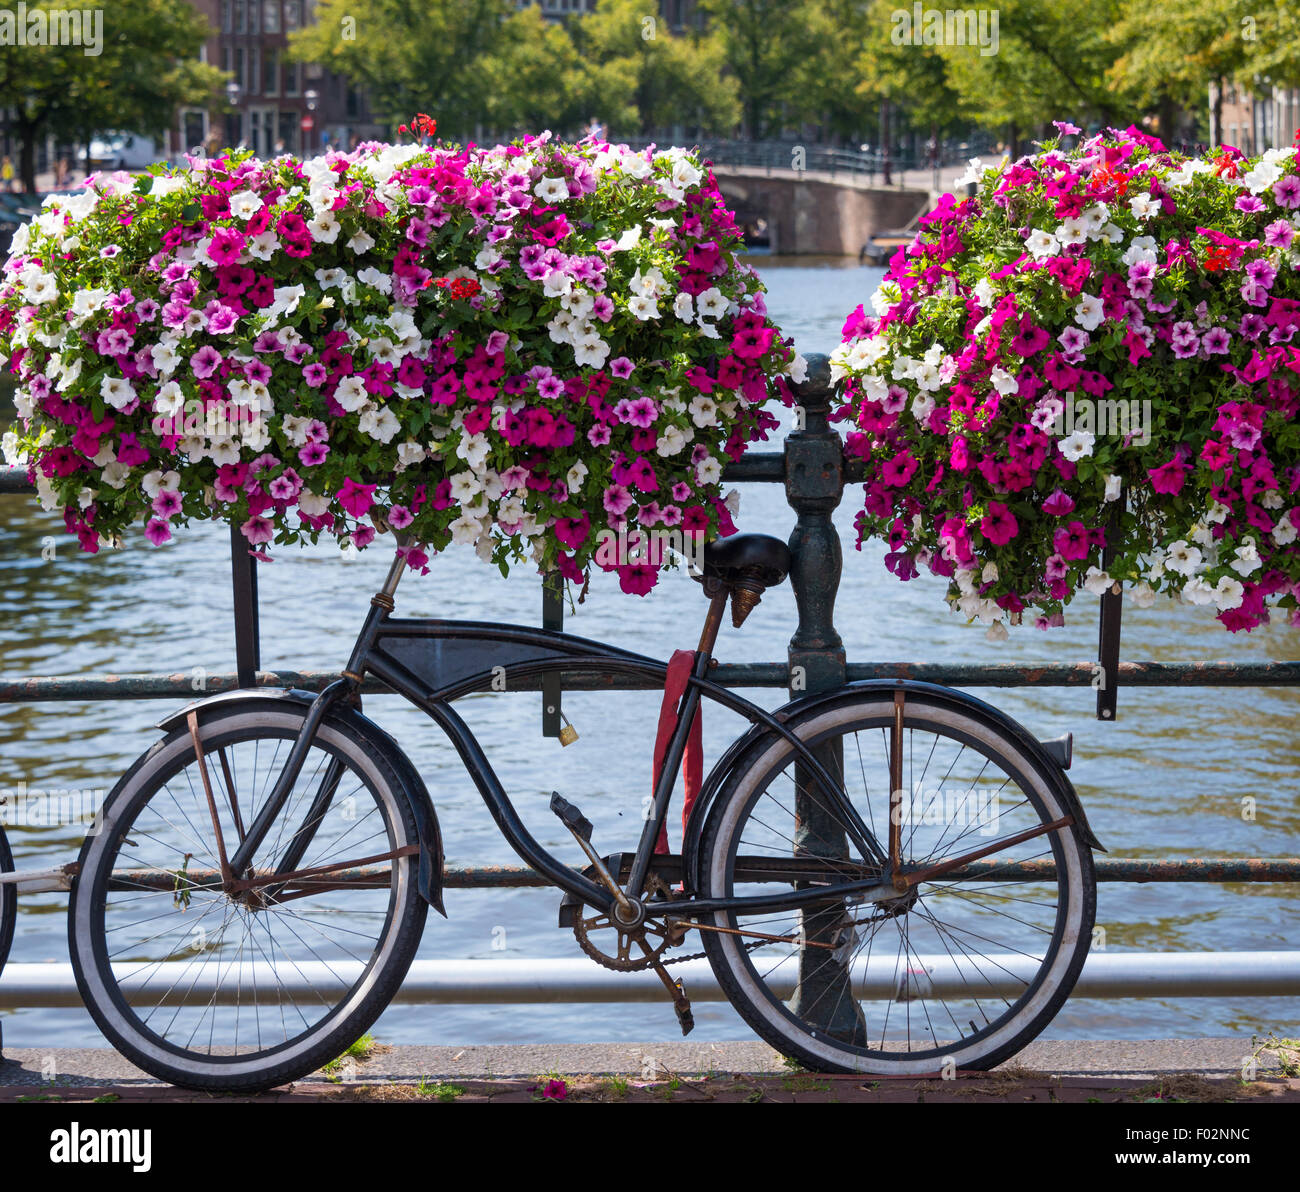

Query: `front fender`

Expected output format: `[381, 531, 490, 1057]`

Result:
[682, 679, 1103, 888]
[157, 688, 446, 915]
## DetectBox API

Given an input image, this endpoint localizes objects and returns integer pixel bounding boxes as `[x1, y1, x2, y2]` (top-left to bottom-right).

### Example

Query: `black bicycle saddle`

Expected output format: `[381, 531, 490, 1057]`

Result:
[702, 533, 792, 588]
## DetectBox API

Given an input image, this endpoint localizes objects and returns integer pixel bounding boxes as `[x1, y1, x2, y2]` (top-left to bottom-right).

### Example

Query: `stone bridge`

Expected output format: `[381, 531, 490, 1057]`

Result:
[711, 166, 932, 256]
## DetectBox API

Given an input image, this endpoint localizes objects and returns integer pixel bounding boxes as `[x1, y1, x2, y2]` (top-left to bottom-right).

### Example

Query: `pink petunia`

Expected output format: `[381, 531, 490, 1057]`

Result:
[337, 477, 377, 518]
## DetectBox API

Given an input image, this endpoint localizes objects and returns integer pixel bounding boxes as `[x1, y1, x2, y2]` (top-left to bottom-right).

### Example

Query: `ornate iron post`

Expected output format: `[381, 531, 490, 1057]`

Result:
[784, 353, 867, 1044]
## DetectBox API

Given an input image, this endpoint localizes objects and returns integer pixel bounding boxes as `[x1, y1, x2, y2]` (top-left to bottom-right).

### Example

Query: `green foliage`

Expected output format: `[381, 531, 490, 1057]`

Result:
[0, 0, 224, 191]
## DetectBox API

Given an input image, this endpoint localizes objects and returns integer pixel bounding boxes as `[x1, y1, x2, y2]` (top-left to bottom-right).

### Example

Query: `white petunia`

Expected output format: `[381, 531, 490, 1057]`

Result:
[628, 295, 659, 321]
[1213, 575, 1245, 610]
[448, 514, 485, 545]
[1129, 581, 1156, 608]
[534, 176, 569, 203]
[1082, 567, 1113, 596]
[308, 213, 341, 244]
[656, 425, 687, 456]
[449, 471, 482, 503]
[1059, 430, 1095, 461]
[695, 456, 722, 486]
[1074, 294, 1105, 331]
[333, 376, 369, 412]
[689, 395, 718, 427]
[1025, 229, 1059, 259]
[100, 376, 135, 410]
[1229, 538, 1261, 576]
[696, 287, 727, 319]
[1164, 540, 1202, 577]
[229, 190, 263, 221]
[359, 404, 401, 443]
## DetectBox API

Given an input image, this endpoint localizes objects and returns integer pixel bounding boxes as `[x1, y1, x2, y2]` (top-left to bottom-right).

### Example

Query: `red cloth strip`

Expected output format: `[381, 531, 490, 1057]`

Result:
[653, 649, 702, 855]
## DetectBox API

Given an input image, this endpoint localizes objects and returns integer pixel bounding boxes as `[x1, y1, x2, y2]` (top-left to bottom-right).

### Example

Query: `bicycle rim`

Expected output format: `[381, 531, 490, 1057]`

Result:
[69, 708, 422, 1086]
[701, 696, 1094, 1074]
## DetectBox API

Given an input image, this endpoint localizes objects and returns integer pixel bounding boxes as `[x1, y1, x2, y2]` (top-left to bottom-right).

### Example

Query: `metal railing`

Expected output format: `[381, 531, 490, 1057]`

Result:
[1, 352, 1298, 1007]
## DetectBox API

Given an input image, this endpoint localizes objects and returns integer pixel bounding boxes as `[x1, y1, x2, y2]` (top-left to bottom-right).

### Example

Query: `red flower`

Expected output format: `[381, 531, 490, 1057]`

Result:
[1213, 152, 1239, 179]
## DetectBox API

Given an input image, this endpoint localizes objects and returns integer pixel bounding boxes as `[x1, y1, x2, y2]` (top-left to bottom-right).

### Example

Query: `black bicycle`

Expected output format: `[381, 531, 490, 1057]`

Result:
[63, 532, 1099, 1091]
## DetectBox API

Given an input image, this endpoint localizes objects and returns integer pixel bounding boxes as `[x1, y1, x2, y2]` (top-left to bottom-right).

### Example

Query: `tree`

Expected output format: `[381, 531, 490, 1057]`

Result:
[855, 0, 963, 158]
[570, 0, 739, 138]
[793, 0, 878, 144]
[935, 0, 1128, 154]
[289, 0, 514, 140]
[700, 0, 817, 138]
[0, 0, 224, 192]
[481, 5, 594, 137]
[1106, 0, 1248, 144]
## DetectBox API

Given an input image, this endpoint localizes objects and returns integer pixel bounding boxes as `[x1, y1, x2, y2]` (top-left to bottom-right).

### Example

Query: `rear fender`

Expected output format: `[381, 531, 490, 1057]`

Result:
[683, 679, 1103, 888]
[157, 688, 446, 914]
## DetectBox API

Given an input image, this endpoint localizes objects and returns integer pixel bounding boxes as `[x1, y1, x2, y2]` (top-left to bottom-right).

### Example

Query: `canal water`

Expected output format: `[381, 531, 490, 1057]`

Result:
[1, 257, 1297, 1050]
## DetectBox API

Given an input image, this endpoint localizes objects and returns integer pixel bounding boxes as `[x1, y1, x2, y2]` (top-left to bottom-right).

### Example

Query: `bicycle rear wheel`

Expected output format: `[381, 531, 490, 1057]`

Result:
[698, 690, 1095, 1075]
[68, 702, 427, 1092]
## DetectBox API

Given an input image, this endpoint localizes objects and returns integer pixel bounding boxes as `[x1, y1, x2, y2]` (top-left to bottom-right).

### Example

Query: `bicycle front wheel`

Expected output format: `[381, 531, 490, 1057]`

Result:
[68, 701, 427, 1092]
[699, 690, 1095, 1075]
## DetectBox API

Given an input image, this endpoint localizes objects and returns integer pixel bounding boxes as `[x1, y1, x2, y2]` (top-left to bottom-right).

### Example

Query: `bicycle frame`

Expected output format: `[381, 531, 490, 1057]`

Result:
[220, 566, 891, 923]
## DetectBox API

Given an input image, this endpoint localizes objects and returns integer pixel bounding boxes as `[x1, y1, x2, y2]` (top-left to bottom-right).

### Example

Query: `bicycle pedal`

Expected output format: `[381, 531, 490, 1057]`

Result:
[671, 979, 695, 1036]
[652, 962, 695, 1036]
[549, 792, 592, 842]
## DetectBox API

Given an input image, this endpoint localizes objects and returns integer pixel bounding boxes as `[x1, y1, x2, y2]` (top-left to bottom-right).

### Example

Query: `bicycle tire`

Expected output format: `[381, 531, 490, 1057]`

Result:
[698, 691, 1095, 1075]
[0, 824, 14, 977]
[68, 702, 427, 1092]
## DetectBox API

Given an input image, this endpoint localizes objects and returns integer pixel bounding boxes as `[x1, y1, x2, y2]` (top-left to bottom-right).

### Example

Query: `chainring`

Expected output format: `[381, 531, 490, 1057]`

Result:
[571, 908, 681, 971]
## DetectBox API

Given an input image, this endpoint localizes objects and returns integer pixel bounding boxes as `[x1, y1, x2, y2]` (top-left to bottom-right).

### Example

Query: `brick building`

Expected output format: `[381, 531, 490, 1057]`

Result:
[173, 0, 385, 160]
[1211, 80, 1300, 154]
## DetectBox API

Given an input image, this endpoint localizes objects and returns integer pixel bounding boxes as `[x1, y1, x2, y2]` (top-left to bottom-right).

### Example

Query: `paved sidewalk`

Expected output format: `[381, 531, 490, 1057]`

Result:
[2, 1034, 1289, 1086]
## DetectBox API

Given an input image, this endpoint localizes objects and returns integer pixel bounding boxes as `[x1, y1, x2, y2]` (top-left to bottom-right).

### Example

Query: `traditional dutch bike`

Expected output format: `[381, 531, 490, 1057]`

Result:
[10, 531, 1100, 1091]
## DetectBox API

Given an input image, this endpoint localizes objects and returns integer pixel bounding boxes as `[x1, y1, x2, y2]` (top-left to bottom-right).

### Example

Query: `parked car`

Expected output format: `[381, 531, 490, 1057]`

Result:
[81, 133, 162, 172]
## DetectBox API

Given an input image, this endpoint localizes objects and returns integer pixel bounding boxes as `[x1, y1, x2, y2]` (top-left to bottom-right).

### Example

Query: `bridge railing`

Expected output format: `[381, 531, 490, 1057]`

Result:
[1, 353, 1297, 998]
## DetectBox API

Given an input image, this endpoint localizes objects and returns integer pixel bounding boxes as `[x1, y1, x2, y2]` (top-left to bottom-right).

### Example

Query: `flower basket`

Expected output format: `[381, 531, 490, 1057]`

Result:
[833, 125, 1300, 644]
[1, 128, 798, 596]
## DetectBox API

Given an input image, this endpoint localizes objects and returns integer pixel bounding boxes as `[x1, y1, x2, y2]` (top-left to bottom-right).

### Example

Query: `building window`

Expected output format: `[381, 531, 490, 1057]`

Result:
[235, 47, 247, 92]
[235, 0, 246, 34]
[221, 0, 232, 33]
[285, 61, 300, 95]
[249, 46, 260, 94]
[222, 44, 232, 73]
[285, 0, 301, 31]
[263, 48, 279, 95]
[264, 1, 279, 33]
[249, 0, 260, 34]
[279, 111, 299, 155]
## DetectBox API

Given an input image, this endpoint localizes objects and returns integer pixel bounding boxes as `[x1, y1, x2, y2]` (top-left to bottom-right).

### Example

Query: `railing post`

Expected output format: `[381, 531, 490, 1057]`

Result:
[230, 524, 261, 689]
[784, 352, 866, 1043]
[785, 353, 845, 693]
[542, 571, 563, 737]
